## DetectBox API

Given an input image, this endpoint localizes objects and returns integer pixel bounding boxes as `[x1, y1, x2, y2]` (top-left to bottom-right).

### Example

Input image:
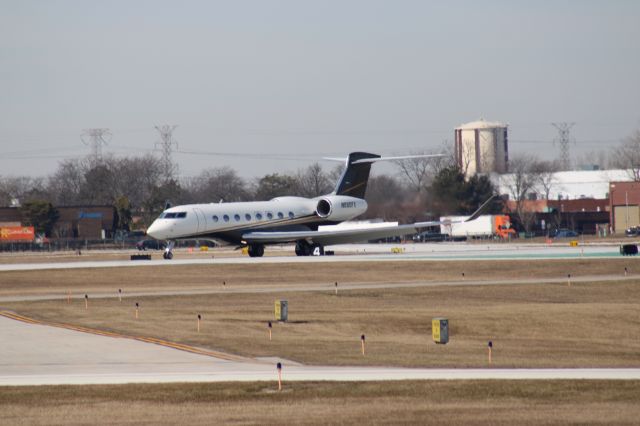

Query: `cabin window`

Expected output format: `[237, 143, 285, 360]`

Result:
[245, 213, 251, 221]
[212, 215, 219, 222]
[277, 212, 284, 219]
[288, 211, 294, 219]
[176, 212, 187, 218]
[234, 214, 241, 221]
[256, 213, 263, 220]
[223, 214, 230, 222]
[267, 212, 273, 220]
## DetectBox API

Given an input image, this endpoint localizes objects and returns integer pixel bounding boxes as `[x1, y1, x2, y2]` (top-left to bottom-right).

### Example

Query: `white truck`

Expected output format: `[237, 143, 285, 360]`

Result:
[440, 214, 514, 240]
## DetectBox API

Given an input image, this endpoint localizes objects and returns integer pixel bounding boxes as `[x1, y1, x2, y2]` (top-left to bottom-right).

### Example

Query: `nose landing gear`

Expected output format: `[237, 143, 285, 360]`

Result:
[163, 240, 175, 260]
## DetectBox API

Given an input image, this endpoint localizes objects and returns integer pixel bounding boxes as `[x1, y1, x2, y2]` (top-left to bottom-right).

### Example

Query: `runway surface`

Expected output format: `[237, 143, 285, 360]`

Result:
[0, 242, 626, 272]
[1, 315, 639, 386]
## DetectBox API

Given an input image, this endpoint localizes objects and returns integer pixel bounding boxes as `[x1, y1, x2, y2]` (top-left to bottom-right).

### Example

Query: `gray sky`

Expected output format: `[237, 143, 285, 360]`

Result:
[2, 0, 639, 179]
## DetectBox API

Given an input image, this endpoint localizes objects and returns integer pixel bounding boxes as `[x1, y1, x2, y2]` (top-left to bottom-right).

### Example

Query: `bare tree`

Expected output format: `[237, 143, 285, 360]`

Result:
[501, 155, 539, 232]
[46, 159, 87, 206]
[361, 174, 408, 220]
[293, 163, 333, 198]
[0, 176, 47, 206]
[394, 148, 453, 194]
[611, 130, 640, 181]
[531, 159, 560, 200]
[187, 167, 249, 203]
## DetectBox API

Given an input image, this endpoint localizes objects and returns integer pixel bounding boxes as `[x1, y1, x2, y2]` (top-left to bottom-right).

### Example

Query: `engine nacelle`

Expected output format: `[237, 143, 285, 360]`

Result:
[314, 195, 368, 222]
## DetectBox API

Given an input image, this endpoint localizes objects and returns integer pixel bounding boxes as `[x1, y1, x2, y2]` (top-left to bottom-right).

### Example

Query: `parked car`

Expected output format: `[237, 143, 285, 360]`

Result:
[625, 226, 640, 237]
[136, 239, 166, 251]
[551, 229, 579, 239]
[412, 231, 447, 242]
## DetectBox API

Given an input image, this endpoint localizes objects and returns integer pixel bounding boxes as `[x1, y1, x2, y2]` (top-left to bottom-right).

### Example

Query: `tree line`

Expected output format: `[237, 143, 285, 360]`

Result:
[0, 152, 500, 236]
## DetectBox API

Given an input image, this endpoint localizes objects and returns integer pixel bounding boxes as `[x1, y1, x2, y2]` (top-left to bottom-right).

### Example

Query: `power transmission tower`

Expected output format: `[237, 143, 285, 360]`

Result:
[155, 125, 179, 181]
[81, 128, 112, 164]
[552, 122, 575, 170]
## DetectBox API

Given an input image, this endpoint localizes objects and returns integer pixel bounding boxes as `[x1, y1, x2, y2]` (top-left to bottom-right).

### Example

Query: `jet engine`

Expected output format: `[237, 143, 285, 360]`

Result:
[314, 195, 367, 222]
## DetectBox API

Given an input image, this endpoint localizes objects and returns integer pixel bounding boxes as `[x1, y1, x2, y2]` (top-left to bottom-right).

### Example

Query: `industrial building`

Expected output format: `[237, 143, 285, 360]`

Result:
[495, 169, 632, 201]
[455, 119, 508, 179]
[609, 181, 640, 234]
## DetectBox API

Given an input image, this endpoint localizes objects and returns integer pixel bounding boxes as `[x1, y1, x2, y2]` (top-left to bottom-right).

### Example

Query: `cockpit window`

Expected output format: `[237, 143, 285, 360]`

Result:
[161, 212, 186, 219]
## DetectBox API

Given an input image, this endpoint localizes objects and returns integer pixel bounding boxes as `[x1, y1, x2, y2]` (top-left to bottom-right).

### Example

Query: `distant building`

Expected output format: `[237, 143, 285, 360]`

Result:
[609, 181, 640, 234]
[495, 169, 633, 201]
[455, 119, 508, 179]
[0, 205, 115, 239]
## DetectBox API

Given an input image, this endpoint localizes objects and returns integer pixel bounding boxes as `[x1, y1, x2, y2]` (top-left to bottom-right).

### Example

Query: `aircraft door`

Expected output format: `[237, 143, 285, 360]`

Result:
[193, 208, 207, 233]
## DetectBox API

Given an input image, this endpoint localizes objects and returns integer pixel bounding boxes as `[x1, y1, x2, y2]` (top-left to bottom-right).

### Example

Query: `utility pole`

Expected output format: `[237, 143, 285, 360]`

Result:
[155, 125, 178, 182]
[81, 128, 112, 164]
[552, 122, 575, 170]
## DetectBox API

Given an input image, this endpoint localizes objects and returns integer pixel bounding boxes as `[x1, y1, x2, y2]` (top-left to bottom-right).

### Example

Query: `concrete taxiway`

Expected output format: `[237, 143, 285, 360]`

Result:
[0, 242, 626, 272]
[1, 315, 639, 386]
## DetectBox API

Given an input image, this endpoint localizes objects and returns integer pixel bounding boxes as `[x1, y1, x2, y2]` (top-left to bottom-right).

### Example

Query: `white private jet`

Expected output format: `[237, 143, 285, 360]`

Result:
[146, 152, 494, 258]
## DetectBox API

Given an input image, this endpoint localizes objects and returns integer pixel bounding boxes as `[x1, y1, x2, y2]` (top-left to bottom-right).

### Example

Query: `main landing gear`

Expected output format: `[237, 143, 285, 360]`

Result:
[163, 240, 175, 259]
[248, 244, 265, 258]
[295, 241, 324, 256]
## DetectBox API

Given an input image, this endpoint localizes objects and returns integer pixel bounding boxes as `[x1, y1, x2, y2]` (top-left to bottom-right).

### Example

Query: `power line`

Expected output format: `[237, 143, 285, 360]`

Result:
[81, 128, 112, 164]
[155, 125, 178, 182]
[552, 122, 575, 170]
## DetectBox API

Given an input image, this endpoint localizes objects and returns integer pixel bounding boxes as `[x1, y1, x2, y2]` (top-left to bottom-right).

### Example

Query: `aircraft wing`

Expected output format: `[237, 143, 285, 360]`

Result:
[242, 195, 497, 246]
[242, 222, 426, 246]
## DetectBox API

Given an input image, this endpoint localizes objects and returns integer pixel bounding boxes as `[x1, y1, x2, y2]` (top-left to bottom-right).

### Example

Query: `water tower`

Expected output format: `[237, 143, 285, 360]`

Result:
[454, 119, 508, 179]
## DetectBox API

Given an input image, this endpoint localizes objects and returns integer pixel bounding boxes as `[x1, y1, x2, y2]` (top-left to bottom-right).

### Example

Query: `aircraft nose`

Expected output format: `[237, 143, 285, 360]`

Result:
[146, 221, 164, 239]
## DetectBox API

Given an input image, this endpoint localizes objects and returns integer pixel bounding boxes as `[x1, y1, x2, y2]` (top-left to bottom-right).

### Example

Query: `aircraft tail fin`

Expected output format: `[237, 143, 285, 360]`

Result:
[326, 152, 447, 199]
[332, 152, 381, 199]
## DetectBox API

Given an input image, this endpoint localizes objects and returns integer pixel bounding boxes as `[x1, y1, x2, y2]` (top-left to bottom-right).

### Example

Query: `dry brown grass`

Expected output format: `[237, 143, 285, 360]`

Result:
[1, 258, 638, 297]
[4, 277, 640, 368]
[1, 381, 640, 425]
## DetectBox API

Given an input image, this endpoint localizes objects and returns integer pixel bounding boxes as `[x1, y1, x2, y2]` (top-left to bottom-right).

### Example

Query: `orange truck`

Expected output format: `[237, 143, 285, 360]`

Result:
[440, 215, 515, 239]
[0, 226, 35, 241]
